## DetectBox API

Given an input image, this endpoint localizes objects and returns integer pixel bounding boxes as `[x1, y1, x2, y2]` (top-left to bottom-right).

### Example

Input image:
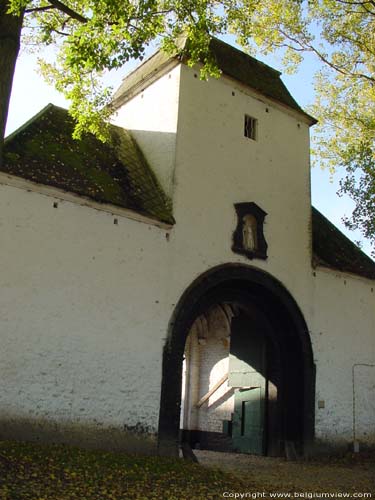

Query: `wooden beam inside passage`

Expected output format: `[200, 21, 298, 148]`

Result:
[195, 374, 228, 408]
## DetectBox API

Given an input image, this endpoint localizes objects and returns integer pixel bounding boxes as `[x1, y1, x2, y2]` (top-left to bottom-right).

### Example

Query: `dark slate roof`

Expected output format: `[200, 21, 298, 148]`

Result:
[112, 37, 316, 124]
[3, 104, 174, 224]
[312, 207, 375, 280]
[207, 38, 314, 121]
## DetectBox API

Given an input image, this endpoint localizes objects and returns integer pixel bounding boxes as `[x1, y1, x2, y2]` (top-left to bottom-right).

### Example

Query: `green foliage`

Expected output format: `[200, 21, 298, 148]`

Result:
[5, 0, 375, 250]
[9, 0, 230, 140]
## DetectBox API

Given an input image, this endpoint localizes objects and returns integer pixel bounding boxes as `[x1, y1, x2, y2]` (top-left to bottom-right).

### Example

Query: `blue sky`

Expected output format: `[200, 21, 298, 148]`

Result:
[6, 40, 371, 257]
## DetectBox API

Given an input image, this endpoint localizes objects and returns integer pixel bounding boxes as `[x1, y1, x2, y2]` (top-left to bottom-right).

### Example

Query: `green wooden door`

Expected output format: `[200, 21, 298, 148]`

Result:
[229, 314, 266, 455]
[232, 387, 264, 454]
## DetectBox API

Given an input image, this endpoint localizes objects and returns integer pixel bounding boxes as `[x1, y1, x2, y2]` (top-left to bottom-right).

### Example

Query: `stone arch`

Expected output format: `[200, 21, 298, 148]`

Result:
[157, 264, 315, 457]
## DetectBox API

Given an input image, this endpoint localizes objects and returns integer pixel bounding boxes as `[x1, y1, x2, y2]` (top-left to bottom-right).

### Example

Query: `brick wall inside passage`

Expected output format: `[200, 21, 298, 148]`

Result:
[181, 306, 234, 433]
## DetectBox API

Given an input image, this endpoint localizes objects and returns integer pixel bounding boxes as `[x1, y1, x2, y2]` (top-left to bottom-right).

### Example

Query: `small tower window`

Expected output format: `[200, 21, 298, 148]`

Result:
[244, 115, 257, 140]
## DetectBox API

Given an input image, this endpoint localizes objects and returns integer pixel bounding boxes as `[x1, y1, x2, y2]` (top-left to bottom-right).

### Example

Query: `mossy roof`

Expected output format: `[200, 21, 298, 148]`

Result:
[3, 104, 174, 224]
[312, 207, 375, 280]
[112, 37, 316, 124]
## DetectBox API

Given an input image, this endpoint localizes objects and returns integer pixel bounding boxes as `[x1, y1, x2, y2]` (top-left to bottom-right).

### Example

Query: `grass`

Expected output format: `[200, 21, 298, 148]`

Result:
[0, 441, 243, 500]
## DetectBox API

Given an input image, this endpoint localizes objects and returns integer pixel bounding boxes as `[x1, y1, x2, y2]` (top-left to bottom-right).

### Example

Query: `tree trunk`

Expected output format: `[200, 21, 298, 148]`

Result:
[0, 1, 24, 167]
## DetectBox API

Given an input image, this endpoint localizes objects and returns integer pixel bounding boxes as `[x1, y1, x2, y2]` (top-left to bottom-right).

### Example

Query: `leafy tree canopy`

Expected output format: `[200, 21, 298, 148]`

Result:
[4, 0, 375, 251]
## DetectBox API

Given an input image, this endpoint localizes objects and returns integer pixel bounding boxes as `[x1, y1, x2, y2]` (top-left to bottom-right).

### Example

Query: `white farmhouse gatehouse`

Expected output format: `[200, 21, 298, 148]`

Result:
[1, 38, 374, 457]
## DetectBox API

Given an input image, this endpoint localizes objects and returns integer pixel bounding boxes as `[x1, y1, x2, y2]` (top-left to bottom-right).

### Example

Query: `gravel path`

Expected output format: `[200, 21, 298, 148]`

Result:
[194, 450, 375, 495]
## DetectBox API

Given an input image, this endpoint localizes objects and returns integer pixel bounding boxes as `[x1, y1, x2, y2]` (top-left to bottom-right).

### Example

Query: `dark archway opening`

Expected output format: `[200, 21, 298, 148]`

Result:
[157, 264, 315, 458]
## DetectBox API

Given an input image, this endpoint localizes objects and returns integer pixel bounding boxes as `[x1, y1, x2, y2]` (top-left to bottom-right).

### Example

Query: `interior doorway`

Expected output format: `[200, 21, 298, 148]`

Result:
[180, 303, 282, 456]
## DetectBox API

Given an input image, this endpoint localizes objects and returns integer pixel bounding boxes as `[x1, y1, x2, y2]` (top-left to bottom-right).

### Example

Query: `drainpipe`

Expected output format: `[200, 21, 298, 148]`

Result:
[352, 363, 375, 453]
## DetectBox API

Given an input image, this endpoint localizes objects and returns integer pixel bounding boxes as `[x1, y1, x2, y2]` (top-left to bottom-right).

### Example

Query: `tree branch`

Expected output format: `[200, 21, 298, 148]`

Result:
[307, 43, 375, 83]
[25, 5, 56, 13]
[47, 0, 87, 23]
[335, 0, 370, 5]
[334, 0, 375, 15]
[53, 28, 69, 36]
[279, 29, 375, 83]
[335, 30, 375, 57]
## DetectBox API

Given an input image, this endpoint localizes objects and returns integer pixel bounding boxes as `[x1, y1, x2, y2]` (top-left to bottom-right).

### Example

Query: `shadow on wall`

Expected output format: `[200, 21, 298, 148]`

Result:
[126, 129, 177, 198]
[0, 417, 157, 454]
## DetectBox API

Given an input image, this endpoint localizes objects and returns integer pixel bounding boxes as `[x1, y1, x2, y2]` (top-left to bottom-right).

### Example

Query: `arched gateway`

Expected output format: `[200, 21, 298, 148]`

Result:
[158, 264, 315, 458]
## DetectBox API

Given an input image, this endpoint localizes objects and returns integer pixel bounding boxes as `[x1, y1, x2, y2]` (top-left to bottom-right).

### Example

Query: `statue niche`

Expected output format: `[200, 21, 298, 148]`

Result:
[232, 202, 268, 260]
[242, 214, 258, 252]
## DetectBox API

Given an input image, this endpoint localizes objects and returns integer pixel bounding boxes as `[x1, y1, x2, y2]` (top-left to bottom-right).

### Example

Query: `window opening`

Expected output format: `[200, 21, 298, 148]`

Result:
[244, 115, 257, 140]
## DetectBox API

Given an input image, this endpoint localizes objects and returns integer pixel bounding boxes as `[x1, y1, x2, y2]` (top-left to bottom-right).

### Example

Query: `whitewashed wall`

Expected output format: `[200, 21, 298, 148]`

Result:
[311, 268, 375, 451]
[0, 182, 173, 452]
